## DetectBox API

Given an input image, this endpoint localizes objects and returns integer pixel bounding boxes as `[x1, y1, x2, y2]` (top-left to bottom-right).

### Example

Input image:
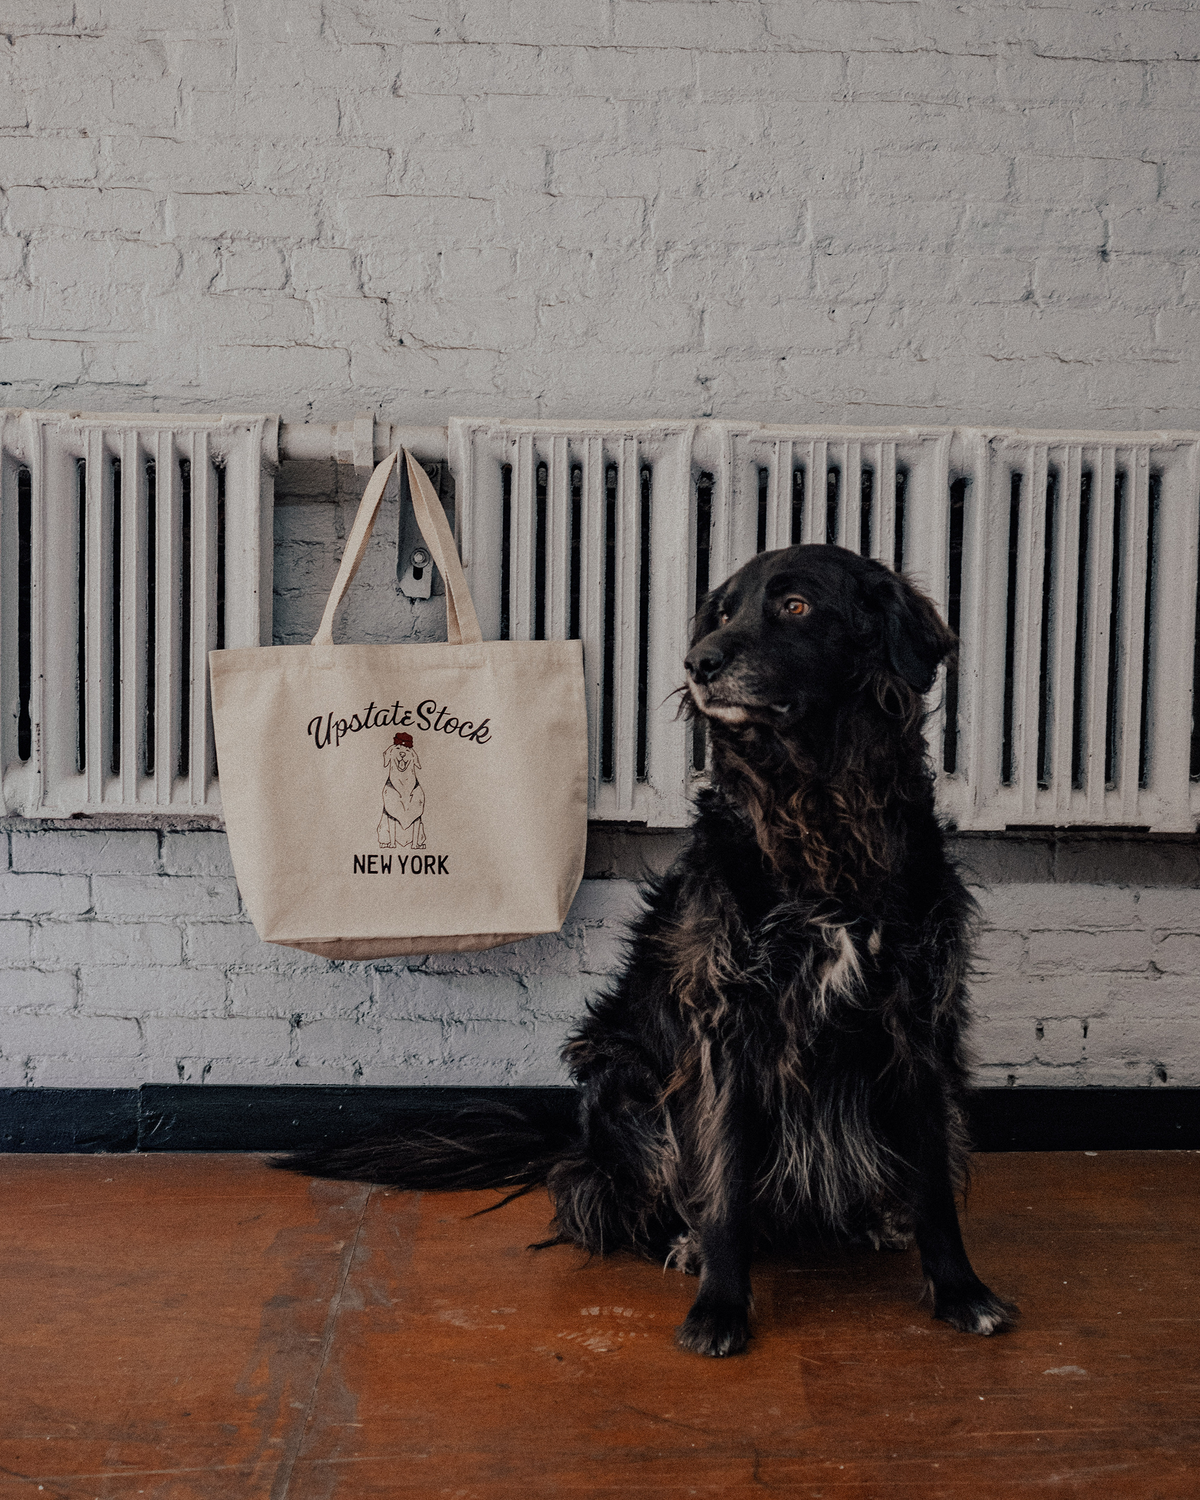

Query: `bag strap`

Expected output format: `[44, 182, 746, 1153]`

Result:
[312, 449, 482, 648]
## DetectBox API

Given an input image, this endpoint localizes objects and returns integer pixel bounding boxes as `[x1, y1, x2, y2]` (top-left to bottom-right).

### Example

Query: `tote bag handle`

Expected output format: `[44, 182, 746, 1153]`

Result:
[312, 449, 483, 648]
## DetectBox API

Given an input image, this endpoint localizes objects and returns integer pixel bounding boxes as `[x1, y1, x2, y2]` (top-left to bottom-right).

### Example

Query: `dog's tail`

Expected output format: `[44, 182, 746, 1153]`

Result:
[272, 1093, 582, 1198]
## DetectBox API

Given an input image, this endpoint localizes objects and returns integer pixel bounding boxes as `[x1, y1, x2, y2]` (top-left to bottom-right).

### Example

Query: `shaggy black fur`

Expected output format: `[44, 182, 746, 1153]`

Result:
[279, 543, 1018, 1356]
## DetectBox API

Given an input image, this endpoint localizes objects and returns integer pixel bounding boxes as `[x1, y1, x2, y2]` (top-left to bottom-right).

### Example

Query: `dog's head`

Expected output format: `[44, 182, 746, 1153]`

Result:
[685, 544, 953, 727]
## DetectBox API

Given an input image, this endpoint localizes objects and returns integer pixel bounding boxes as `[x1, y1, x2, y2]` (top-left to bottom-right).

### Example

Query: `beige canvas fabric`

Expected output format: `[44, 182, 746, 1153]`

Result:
[209, 449, 588, 959]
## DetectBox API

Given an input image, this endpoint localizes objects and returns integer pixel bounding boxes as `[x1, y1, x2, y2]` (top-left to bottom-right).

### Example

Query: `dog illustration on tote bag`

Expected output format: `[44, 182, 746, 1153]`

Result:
[378, 732, 427, 850]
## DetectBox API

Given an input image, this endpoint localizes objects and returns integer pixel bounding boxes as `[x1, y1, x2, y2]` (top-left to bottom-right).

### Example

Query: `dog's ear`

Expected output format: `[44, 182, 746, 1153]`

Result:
[867, 571, 955, 693]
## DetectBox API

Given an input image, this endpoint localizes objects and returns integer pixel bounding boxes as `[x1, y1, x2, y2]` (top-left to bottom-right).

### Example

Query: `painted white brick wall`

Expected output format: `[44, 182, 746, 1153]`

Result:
[0, 826, 638, 1087]
[2, 0, 1199, 1088]
[2, 0, 1198, 429]
[3, 823, 1199, 1087]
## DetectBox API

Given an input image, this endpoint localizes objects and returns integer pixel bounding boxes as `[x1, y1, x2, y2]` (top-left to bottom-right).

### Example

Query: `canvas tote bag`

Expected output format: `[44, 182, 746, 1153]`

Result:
[209, 449, 588, 960]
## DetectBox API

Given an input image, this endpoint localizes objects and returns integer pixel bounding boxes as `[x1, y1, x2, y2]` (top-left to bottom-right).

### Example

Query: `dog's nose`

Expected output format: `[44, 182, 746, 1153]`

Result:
[686, 643, 725, 685]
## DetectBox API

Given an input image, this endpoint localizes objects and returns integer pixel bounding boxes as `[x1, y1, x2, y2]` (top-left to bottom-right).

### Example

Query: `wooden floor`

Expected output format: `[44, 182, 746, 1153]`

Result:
[0, 1154, 1196, 1498]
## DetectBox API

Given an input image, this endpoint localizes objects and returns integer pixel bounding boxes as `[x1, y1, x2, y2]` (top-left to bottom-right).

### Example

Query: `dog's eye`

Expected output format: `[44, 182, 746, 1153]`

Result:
[718, 611, 729, 626]
[783, 597, 808, 617]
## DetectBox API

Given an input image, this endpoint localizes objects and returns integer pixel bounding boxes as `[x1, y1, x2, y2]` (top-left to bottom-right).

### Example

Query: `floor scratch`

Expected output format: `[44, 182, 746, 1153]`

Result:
[270, 1184, 373, 1500]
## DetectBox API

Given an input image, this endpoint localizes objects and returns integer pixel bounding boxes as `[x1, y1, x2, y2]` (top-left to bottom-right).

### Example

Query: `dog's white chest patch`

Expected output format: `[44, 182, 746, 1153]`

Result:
[813, 924, 864, 1015]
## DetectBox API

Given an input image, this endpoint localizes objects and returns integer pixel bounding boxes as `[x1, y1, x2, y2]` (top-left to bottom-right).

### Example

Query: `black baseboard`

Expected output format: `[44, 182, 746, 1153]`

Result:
[2, 1085, 1199, 1155]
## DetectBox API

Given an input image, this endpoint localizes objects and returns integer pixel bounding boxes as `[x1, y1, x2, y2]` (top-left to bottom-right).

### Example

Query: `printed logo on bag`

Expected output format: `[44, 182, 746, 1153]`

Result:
[306, 698, 492, 750]
[351, 727, 458, 879]
[306, 700, 497, 878]
[379, 733, 426, 850]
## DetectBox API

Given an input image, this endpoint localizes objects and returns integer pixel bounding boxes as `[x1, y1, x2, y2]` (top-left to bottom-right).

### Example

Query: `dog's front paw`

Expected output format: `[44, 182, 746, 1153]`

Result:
[932, 1282, 1019, 1336]
[675, 1298, 751, 1357]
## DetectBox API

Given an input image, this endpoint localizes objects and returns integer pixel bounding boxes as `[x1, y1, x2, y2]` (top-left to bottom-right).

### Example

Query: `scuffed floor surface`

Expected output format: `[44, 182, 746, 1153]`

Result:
[0, 1152, 1196, 1498]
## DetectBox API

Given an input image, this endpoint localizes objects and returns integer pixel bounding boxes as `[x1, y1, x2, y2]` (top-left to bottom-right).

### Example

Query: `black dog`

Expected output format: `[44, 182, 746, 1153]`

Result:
[281, 543, 1017, 1356]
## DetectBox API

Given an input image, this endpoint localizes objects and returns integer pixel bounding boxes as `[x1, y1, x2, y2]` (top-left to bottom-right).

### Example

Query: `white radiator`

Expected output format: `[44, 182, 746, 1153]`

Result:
[453, 419, 1200, 833]
[5, 412, 1197, 833]
[0, 411, 275, 817]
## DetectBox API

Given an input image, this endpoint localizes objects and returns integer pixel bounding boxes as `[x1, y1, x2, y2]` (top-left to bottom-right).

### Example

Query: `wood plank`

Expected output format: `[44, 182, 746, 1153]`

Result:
[286, 1152, 1200, 1497]
[0, 1154, 369, 1499]
[0, 1153, 1196, 1498]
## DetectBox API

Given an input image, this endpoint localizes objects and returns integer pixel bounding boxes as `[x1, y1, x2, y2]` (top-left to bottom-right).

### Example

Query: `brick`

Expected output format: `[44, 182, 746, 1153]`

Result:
[1082, 1015, 1200, 1080]
[184, 918, 330, 970]
[374, 969, 523, 1021]
[271, 1059, 365, 1085]
[30, 1054, 152, 1086]
[291, 1016, 384, 1066]
[11, 829, 159, 876]
[0, 0, 75, 29]
[159, 832, 235, 879]
[0, 333, 87, 381]
[0, 922, 32, 965]
[971, 973, 1115, 1019]
[398, 145, 547, 198]
[229, 968, 373, 1018]
[174, 290, 312, 345]
[28, 237, 183, 292]
[417, 930, 582, 980]
[27, 77, 181, 135]
[309, 295, 391, 346]
[336, 191, 496, 245]
[396, 40, 566, 98]
[0, 237, 24, 282]
[972, 929, 1026, 975]
[976, 885, 1140, 932]
[5, 186, 161, 234]
[188, 89, 340, 143]
[517, 974, 593, 1023]
[0, 969, 77, 1009]
[617, 1, 770, 51]
[140, 1014, 291, 1061]
[34, 281, 153, 336]
[4, 4, 1200, 1094]
[359, 1018, 446, 1063]
[1034, 1016, 1089, 1067]
[215, 243, 287, 291]
[1027, 930, 1156, 974]
[330, 92, 470, 150]
[1, 135, 99, 185]
[1150, 932, 1200, 973]
[442, 1018, 567, 1081]
[972, 1062, 1088, 1087]
[78, 965, 224, 1018]
[1099, 976, 1200, 1022]
[971, 1014, 1039, 1064]
[861, 149, 1013, 205]
[198, 342, 350, 395]
[33, 920, 182, 968]
[358, 1060, 452, 1086]
[166, 191, 319, 241]
[105, 135, 253, 193]
[0, 1010, 139, 1055]
[289, 246, 363, 295]
[479, 92, 618, 148]
[91, 875, 240, 919]
[0, 872, 91, 917]
[492, 193, 646, 250]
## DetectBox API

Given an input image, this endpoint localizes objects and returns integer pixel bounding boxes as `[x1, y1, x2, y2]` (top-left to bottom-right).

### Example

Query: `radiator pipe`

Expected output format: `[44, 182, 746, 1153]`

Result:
[278, 417, 448, 471]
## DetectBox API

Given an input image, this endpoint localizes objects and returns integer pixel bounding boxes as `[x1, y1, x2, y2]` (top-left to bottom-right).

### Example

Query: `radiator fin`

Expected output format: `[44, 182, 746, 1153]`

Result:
[0, 411, 276, 817]
[453, 418, 1200, 832]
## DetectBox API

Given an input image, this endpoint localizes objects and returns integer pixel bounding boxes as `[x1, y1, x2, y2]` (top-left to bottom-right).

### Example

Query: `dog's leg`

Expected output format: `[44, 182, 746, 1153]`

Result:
[674, 1091, 753, 1358]
[907, 1118, 1018, 1336]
